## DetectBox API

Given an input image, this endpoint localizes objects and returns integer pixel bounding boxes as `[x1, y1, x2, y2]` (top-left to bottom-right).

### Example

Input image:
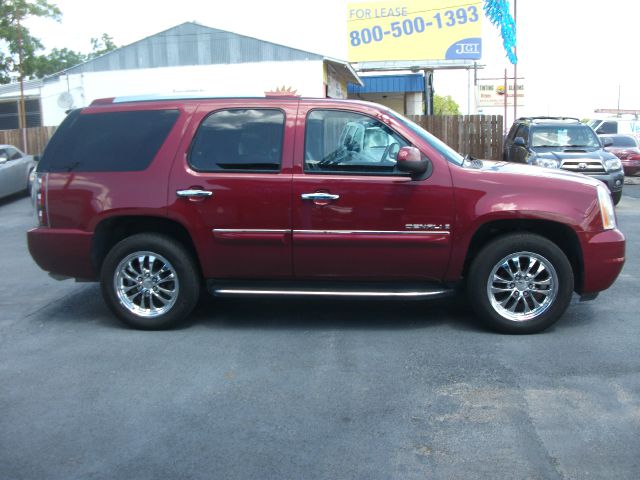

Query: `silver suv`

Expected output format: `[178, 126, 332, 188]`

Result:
[503, 117, 624, 204]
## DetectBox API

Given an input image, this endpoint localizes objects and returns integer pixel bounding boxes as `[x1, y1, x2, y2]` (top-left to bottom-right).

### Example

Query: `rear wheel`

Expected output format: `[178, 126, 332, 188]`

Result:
[100, 233, 200, 330]
[612, 190, 622, 206]
[467, 233, 574, 334]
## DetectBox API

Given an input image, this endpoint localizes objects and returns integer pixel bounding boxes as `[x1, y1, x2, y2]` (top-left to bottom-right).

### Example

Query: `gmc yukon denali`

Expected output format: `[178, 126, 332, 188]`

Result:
[28, 96, 626, 333]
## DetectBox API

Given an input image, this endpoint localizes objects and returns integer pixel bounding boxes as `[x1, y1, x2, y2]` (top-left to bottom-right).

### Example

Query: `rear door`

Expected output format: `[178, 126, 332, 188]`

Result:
[168, 100, 297, 279]
[291, 103, 454, 281]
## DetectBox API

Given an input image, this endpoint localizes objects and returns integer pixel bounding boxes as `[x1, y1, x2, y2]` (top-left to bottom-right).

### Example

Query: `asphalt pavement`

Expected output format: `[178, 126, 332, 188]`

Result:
[1, 187, 639, 480]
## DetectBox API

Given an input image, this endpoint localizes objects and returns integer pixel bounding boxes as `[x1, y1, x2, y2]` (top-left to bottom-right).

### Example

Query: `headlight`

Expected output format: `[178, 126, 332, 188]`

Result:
[533, 157, 560, 168]
[603, 157, 622, 172]
[597, 184, 616, 230]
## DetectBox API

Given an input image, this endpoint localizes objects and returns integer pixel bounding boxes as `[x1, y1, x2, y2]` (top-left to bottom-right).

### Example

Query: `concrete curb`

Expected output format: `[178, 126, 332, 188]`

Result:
[625, 176, 640, 185]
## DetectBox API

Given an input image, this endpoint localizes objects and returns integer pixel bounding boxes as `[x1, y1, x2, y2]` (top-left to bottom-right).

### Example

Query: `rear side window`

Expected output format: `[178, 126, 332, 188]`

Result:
[189, 109, 285, 172]
[39, 109, 179, 172]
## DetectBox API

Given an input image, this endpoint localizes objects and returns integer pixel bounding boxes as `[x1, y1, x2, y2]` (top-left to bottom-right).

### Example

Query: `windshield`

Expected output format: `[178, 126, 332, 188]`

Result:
[390, 112, 465, 165]
[586, 119, 601, 129]
[530, 125, 600, 148]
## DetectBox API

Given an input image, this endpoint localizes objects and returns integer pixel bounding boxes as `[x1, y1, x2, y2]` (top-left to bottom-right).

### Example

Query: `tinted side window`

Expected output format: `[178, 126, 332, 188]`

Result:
[514, 124, 528, 142]
[39, 109, 179, 172]
[189, 109, 284, 172]
[305, 110, 409, 174]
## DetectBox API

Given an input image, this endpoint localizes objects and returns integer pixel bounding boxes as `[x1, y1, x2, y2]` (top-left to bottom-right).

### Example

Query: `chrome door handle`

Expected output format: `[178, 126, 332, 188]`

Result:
[301, 193, 340, 201]
[176, 189, 213, 198]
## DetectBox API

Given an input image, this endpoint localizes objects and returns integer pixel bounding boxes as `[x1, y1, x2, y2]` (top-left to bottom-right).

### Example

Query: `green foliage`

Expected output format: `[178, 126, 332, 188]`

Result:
[89, 33, 117, 59]
[0, 1, 118, 83]
[30, 34, 118, 77]
[433, 94, 461, 115]
[0, 0, 61, 83]
[30, 47, 86, 77]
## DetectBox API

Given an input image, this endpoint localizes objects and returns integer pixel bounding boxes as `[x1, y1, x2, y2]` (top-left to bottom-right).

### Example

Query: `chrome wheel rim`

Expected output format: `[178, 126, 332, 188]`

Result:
[487, 251, 558, 322]
[114, 251, 179, 318]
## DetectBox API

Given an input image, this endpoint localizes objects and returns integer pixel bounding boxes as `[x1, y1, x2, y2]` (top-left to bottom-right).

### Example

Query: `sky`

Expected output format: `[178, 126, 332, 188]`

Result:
[23, 0, 640, 123]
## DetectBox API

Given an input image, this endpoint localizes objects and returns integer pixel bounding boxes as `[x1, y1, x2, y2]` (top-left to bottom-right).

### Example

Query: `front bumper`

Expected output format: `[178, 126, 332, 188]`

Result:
[588, 170, 625, 193]
[621, 159, 640, 176]
[579, 228, 625, 294]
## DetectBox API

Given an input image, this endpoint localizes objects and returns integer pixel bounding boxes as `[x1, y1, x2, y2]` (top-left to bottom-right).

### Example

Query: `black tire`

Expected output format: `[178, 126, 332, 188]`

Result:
[467, 233, 574, 334]
[612, 190, 622, 206]
[100, 233, 200, 330]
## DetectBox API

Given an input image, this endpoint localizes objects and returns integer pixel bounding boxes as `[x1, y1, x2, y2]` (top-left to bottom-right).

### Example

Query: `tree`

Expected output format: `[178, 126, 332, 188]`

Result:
[0, 0, 61, 83]
[433, 94, 461, 115]
[30, 33, 118, 77]
[88, 33, 117, 59]
[30, 47, 86, 77]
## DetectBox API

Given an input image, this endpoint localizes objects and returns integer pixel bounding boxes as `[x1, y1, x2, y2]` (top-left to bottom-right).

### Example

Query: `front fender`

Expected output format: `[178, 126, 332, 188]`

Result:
[444, 169, 601, 282]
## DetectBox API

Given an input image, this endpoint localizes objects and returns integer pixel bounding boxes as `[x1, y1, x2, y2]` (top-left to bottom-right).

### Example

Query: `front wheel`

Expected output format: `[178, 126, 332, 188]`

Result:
[467, 233, 574, 334]
[100, 233, 200, 330]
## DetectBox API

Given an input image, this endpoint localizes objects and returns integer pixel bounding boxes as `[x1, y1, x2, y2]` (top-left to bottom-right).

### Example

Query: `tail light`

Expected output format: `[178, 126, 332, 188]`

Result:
[34, 172, 49, 227]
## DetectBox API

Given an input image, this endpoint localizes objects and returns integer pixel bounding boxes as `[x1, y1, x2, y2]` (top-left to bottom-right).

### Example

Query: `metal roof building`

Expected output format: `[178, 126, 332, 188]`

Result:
[60, 22, 327, 75]
[0, 22, 361, 128]
[347, 74, 426, 116]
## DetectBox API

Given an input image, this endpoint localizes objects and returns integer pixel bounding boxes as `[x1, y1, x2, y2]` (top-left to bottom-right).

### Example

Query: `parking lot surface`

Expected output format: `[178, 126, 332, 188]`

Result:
[1, 188, 639, 480]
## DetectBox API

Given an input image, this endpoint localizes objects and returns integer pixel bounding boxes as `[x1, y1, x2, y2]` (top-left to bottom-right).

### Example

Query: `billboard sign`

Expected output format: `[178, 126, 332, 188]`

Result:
[477, 82, 525, 107]
[347, 0, 482, 62]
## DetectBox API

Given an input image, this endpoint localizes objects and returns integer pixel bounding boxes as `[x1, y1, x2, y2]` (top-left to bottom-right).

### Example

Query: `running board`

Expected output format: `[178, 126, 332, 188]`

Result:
[207, 280, 454, 300]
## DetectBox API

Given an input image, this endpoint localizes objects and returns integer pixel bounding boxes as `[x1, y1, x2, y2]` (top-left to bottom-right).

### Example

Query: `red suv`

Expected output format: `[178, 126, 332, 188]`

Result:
[28, 96, 625, 333]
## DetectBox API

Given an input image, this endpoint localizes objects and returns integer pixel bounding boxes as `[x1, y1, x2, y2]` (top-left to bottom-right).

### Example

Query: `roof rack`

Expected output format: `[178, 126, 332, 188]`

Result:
[516, 116, 581, 123]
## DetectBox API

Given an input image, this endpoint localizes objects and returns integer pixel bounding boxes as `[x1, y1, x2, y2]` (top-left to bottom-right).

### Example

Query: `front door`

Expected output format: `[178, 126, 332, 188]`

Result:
[292, 105, 454, 281]
[168, 101, 297, 279]
[0, 147, 25, 196]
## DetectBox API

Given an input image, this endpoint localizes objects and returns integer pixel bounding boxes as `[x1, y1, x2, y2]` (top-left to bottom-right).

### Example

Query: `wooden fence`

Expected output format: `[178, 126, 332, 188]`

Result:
[408, 115, 504, 160]
[2, 114, 504, 160]
[0, 127, 56, 156]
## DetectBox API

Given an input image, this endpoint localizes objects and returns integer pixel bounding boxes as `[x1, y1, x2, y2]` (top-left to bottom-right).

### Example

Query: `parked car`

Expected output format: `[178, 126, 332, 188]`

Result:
[28, 97, 625, 334]
[600, 134, 640, 176]
[0, 144, 36, 200]
[503, 117, 624, 204]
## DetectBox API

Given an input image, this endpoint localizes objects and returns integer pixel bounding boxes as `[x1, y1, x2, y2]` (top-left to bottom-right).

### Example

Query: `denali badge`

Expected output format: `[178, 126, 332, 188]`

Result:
[405, 223, 451, 231]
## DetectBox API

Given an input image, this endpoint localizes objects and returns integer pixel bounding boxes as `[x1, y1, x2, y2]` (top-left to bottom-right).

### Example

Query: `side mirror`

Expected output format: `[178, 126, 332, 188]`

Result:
[34, 155, 41, 162]
[601, 138, 613, 147]
[396, 146, 428, 176]
[514, 137, 526, 147]
[0, 155, 8, 164]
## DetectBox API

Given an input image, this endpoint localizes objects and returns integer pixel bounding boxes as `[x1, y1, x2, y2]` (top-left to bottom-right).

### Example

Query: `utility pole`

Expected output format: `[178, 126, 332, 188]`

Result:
[504, 69, 508, 130]
[513, 0, 518, 123]
[617, 85, 621, 117]
[17, 10, 28, 153]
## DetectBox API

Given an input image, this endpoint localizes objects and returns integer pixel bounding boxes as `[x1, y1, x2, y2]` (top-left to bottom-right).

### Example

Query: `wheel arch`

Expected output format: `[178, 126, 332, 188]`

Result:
[461, 219, 584, 293]
[91, 215, 202, 278]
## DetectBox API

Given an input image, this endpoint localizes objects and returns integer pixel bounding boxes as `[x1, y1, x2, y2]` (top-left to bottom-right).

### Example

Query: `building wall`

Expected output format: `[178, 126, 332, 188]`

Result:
[41, 60, 326, 126]
[405, 92, 423, 115]
[348, 92, 407, 115]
